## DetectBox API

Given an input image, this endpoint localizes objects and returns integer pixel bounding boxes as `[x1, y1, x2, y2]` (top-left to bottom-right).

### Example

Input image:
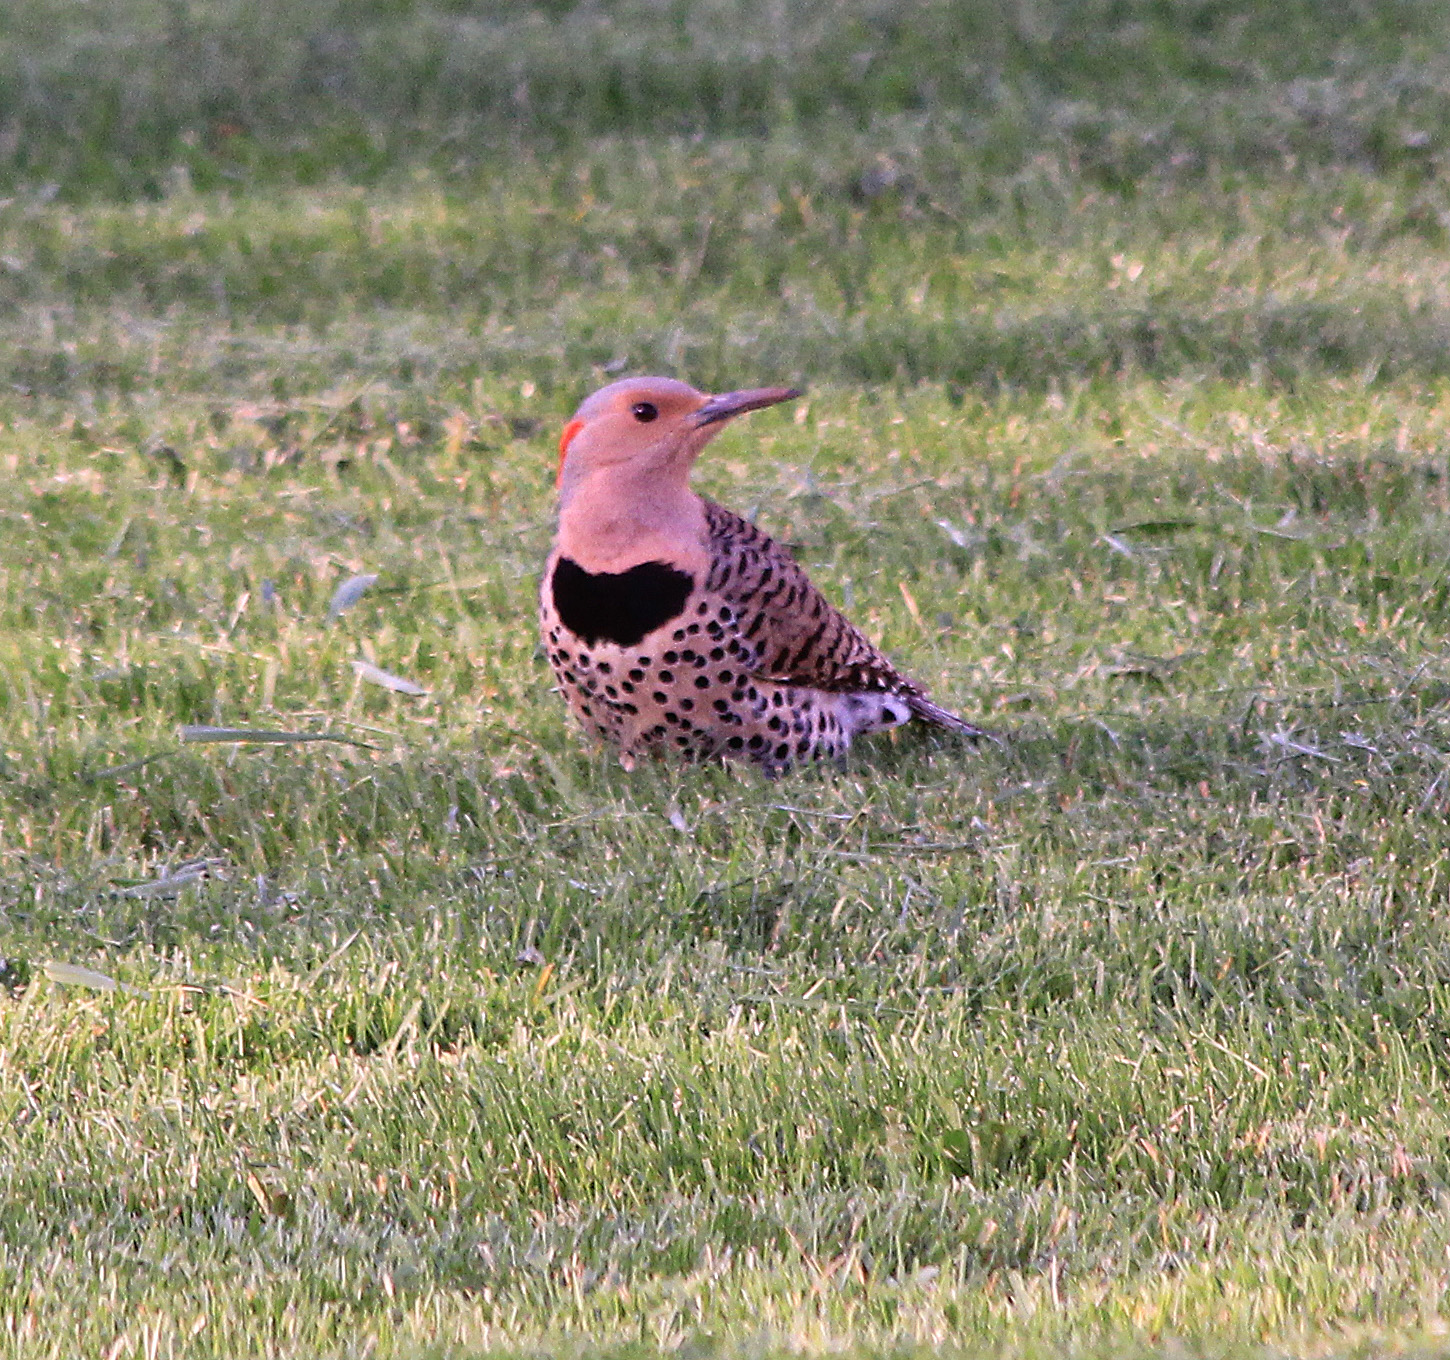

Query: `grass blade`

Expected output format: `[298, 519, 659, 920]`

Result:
[180, 725, 377, 749]
[82, 751, 178, 783]
[327, 573, 379, 621]
[352, 660, 429, 696]
[115, 859, 217, 899]
[43, 962, 150, 998]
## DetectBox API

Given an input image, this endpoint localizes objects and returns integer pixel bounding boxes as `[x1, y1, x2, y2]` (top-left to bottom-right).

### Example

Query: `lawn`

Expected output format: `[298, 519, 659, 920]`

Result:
[4, 2, 1450, 1356]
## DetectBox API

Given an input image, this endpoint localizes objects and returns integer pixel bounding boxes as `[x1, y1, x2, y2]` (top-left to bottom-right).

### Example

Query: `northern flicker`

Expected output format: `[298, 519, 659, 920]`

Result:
[540, 376, 985, 773]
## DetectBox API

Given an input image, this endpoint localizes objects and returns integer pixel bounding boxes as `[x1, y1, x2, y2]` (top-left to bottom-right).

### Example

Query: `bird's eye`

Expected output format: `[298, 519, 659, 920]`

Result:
[631, 401, 659, 423]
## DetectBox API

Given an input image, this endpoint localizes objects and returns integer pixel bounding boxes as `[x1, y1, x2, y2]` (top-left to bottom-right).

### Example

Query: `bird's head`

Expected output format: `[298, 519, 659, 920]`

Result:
[556, 376, 801, 499]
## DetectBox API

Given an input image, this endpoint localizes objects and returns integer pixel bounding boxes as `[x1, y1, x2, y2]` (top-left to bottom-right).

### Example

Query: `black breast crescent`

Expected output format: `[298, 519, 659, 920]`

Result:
[551, 557, 694, 648]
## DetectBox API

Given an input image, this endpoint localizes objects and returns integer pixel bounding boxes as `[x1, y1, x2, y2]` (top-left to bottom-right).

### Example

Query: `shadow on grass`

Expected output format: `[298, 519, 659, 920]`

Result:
[788, 295, 1450, 393]
[10, 292, 1450, 402]
[5, 0, 1448, 199]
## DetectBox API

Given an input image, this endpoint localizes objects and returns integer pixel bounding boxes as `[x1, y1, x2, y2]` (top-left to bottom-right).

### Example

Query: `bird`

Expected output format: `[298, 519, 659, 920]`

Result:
[540, 376, 987, 773]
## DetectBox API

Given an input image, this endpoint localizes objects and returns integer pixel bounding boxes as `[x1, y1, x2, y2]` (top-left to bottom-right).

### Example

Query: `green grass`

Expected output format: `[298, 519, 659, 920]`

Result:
[5, 0, 1447, 201]
[5, 2, 1450, 1357]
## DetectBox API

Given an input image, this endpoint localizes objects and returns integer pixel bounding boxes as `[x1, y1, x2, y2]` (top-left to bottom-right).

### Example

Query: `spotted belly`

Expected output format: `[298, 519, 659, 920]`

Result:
[540, 557, 860, 771]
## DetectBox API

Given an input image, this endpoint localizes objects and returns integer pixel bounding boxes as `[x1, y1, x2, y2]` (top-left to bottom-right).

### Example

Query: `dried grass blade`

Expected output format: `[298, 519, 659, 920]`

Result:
[352, 661, 428, 696]
[327, 573, 379, 621]
[43, 962, 150, 997]
[180, 725, 377, 750]
[116, 859, 217, 899]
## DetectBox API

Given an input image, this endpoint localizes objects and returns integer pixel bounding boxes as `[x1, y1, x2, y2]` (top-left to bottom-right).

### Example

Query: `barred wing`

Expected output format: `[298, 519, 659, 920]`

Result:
[701, 501, 922, 697]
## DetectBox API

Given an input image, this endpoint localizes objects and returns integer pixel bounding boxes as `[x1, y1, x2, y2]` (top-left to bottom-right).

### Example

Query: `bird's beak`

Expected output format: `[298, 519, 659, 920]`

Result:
[692, 386, 803, 427]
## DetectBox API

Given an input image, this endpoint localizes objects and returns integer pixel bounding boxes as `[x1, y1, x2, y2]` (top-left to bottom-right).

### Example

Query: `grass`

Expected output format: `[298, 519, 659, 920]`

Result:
[5, 1, 1450, 1357]
[5, 0, 1447, 201]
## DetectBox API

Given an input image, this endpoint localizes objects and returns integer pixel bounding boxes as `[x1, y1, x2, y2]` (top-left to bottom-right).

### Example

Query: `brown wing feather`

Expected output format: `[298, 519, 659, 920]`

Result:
[702, 501, 923, 697]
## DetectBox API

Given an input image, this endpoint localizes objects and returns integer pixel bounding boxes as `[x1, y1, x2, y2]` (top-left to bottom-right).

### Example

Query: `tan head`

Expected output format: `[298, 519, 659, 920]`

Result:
[556, 376, 801, 502]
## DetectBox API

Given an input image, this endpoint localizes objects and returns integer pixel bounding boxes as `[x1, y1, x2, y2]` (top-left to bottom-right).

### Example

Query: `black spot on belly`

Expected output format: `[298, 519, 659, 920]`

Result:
[551, 557, 694, 648]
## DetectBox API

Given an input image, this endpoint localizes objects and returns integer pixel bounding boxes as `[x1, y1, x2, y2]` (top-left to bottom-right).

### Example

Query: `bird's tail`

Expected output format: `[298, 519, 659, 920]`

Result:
[908, 695, 997, 743]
